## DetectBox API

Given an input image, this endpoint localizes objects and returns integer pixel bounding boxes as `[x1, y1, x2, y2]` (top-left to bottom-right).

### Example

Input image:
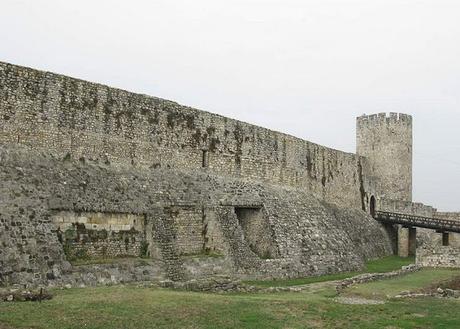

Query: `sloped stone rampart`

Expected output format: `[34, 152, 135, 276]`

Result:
[0, 146, 392, 286]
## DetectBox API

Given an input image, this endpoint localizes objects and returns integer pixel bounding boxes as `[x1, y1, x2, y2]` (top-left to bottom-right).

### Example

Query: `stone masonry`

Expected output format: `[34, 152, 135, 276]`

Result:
[0, 61, 458, 286]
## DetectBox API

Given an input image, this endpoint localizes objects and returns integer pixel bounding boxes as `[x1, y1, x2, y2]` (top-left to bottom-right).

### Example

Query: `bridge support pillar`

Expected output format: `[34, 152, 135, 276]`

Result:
[398, 226, 416, 257]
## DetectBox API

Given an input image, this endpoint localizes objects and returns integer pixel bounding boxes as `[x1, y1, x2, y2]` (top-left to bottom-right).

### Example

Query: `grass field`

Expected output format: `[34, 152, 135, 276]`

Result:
[343, 268, 460, 300]
[1, 257, 460, 329]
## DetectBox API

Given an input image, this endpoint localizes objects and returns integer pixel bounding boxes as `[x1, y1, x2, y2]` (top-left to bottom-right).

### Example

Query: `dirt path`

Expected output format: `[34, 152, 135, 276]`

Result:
[295, 280, 339, 292]
[334, 296, 385, 305]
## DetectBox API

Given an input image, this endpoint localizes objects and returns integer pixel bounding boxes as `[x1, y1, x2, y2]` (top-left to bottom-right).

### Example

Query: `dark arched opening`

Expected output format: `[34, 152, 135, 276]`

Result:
[370, 196, 376, 218]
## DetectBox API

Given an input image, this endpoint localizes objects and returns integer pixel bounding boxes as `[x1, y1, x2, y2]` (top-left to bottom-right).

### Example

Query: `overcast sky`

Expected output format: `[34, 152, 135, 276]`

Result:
[0, 0, 459, 211]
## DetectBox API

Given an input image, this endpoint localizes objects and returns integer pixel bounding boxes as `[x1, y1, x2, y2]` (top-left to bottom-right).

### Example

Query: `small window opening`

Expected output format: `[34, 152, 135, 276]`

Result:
[442, 232, 450, 246]
[202, 150, 208, 168]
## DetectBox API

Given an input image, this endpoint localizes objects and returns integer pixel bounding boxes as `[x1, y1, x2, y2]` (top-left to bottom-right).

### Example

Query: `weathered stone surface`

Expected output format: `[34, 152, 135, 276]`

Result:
[416, 245, 460, 268]
[8, 60, 456, 288]
[0, 145, 393, 286]
[0, 61, 365, 209]
[357, 113, 413, 203]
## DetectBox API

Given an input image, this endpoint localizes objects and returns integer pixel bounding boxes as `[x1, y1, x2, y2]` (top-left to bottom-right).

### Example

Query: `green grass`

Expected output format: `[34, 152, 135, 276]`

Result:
[1, 270, 460, 329]
[245, 255, 415, 288]
[344, 268, 460, 300]
[365, 255, 415, 273]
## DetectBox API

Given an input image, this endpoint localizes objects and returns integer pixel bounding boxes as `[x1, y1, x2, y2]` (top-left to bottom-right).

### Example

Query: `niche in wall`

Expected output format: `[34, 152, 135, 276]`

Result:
[235, 207, 278, 259]
[52, 211, 147, 260]
[202, 150, 209, 168]
[442, 232, 450, 246]
[369, 195, 376, 218]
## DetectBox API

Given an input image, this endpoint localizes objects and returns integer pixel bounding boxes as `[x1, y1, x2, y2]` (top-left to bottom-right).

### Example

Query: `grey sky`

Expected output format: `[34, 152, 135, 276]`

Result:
[1, 0, 459, 210]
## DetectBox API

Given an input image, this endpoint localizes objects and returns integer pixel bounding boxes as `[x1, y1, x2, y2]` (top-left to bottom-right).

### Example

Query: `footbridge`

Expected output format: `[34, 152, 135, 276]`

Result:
[374, 210, 459, 257]
[375, 211, 460, 234]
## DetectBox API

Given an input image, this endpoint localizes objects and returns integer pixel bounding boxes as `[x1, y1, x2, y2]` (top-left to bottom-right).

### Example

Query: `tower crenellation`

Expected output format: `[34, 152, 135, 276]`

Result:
[357, 112, 412, 127]
[357, 112, 413, 202]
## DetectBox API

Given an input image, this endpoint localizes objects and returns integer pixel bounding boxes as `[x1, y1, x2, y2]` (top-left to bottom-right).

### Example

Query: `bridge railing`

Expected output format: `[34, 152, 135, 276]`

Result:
[375, 211, 460, 234]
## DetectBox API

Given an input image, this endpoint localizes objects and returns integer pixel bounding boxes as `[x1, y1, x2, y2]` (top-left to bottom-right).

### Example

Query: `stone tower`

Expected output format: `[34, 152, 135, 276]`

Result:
[356, 113, 413, 202]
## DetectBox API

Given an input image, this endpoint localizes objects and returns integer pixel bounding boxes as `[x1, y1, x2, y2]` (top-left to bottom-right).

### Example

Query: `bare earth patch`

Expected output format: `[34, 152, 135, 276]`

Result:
[420, 275, 460, 294]
[334, 296, 385, 305]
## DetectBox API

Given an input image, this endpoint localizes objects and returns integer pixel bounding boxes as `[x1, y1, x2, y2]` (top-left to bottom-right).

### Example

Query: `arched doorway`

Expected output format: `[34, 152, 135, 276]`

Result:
[369, 196, 376, 218]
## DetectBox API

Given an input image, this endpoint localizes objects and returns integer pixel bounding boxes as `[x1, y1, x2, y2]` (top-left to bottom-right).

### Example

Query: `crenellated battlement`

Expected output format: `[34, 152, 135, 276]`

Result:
[356, 111, 413, 203]
[357, 112, 412, 127]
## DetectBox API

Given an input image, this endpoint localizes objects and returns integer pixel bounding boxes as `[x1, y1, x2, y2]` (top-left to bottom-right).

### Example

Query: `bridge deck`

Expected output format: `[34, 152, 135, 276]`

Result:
[375, 211, 460, 234]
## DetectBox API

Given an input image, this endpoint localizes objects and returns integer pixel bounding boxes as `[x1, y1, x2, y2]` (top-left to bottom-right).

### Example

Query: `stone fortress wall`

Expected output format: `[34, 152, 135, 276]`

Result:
[0, 61, 458, 286]
[0, 61, 395, 286]
[0, 61, 364, 209]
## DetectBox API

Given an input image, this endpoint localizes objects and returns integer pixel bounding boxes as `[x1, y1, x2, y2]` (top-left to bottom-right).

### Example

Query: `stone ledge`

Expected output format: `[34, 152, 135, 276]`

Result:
[0, 288, 52, 303]
[394, 288, 460, 299]
[336, 264, 420, 293]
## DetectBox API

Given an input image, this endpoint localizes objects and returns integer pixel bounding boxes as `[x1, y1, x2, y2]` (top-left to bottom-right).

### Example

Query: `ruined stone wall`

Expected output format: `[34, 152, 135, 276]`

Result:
[52, 211, 146, 259]
[417, 245, 460, 268]
[357, 113, 413, 202]
[0, 61, 363, 209]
